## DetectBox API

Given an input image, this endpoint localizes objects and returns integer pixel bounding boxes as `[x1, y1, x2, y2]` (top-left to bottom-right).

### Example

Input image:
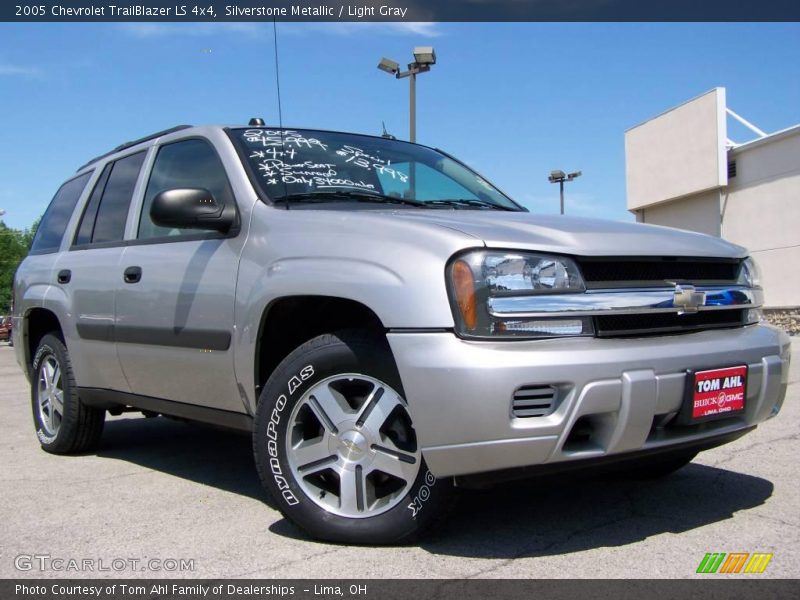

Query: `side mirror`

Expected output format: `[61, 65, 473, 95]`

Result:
[150, 188, 235, 233]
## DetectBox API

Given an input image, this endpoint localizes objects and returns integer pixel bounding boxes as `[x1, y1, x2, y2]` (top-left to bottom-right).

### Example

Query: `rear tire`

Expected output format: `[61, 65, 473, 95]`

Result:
[253, 331, 451, 544]
[31, 334, 105, 454]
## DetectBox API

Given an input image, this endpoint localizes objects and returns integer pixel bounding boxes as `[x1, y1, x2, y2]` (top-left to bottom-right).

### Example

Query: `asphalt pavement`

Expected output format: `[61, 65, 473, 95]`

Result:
[1, 339, 798, 579]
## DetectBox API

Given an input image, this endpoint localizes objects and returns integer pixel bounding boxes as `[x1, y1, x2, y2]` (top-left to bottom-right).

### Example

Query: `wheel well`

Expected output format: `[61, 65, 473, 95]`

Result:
[255, 296, 385, 397]
[26, 308, 63, 374]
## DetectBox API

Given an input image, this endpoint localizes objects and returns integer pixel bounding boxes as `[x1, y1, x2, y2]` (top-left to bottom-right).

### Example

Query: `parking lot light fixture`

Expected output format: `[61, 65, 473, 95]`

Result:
[413, 47, 436, 66]
[377, 47, 437, 143]
[548, 170, 582, 215]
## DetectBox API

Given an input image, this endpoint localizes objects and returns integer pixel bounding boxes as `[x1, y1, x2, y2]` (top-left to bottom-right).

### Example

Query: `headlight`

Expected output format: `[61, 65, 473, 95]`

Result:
[446, 250, 593, 339]
[738, 256, 762, 288]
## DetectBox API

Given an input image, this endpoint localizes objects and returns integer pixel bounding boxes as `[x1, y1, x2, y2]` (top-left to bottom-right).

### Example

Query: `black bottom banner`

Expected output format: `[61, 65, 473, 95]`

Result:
[3, 579, 798, 600]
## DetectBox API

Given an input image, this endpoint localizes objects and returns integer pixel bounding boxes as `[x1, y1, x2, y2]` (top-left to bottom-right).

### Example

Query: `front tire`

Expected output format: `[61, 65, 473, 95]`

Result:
[253, 331, 450, 544]
[31, 333, 105, 454]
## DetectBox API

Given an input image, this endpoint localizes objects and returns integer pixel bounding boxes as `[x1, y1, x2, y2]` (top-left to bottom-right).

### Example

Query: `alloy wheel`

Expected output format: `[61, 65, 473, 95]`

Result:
[37, 355, 64, 436]
[285, 373, 421, 518]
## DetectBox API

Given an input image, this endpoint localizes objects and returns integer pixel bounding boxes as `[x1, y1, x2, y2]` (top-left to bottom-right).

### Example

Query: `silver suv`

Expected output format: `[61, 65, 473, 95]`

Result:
[12, 123, 790, 544]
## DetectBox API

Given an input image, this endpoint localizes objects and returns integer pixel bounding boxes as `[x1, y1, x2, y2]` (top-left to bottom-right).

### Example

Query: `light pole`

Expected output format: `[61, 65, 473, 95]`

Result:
[548, 170, 582, 215]
[377, 47, 436, 143]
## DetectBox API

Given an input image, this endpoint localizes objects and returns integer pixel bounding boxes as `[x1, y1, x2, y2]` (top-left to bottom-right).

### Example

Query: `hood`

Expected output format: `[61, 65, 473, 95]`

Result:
[385, 210, 747, 258]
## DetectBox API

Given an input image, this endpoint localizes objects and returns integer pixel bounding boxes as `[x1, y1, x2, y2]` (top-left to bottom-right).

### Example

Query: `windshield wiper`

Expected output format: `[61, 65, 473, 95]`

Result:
[427, 198, 516, 211]
[275, 191, 517, 211]
[275, 190, 427, 208]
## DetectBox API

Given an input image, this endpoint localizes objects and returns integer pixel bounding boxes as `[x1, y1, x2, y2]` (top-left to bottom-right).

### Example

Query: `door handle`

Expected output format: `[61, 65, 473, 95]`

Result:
[57, 269, 71, 284]
[123, 266, 142, 284]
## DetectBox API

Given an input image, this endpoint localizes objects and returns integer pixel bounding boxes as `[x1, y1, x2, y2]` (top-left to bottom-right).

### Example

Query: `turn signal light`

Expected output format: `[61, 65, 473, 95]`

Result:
[452, 259, 477, 331]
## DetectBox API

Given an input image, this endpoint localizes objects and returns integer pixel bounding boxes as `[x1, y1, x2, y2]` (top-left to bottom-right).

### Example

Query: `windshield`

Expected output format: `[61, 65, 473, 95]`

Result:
[233, 128, 523, 211]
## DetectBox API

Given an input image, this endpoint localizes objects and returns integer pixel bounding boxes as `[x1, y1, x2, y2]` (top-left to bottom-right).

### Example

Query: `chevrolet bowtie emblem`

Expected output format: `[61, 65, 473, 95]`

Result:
[341, 439, 359, 452]
[668, 282, 706, 314]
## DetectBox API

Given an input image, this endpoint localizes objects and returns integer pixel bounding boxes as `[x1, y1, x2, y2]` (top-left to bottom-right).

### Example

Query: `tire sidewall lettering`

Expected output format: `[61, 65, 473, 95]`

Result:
[36, 428, 56, 445]
[407, 470, 437, 519]
[268, 364, 314, 507]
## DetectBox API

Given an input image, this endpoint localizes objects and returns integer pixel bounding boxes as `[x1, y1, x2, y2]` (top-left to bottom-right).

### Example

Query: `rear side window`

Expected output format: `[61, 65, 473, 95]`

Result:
[138, 139, 234, 240]
[29, 172, 92, 254]
[74, 163, 112, 246]
[90, 151, 146, 244]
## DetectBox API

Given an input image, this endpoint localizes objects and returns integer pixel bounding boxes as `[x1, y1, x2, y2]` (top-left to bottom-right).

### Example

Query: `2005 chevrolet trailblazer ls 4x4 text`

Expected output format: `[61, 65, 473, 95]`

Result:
[11, 122, 790, 543]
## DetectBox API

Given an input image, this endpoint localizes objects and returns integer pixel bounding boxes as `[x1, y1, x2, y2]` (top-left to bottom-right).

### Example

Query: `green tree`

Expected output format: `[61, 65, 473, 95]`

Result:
[0, 219, 38, 314]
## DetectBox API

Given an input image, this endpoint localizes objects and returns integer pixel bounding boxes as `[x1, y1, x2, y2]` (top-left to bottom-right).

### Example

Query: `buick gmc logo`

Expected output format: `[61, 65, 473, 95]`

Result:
[669, 282, 706, 314]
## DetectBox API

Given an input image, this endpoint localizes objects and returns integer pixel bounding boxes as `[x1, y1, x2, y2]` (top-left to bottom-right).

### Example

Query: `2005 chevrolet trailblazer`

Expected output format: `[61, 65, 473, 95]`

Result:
[12, 123, 790, 543]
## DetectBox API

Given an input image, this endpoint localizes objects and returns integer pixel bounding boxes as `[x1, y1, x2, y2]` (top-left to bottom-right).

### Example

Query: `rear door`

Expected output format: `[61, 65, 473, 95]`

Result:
[114, 137, 245, 413]
[54, 150, 148, 391]
[15, 172, 92, 367]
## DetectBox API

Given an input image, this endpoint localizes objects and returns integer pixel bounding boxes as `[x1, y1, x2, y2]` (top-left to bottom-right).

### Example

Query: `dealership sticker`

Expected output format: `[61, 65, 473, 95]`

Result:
[692, 366, 747, 420]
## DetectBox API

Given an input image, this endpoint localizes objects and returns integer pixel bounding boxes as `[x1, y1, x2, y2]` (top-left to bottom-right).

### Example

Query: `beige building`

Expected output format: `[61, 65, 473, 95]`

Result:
[625, 88, 800, 318]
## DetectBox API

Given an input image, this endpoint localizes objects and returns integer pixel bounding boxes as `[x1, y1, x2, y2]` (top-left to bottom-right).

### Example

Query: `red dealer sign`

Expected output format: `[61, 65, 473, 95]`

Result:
[691, 366, 748, 420]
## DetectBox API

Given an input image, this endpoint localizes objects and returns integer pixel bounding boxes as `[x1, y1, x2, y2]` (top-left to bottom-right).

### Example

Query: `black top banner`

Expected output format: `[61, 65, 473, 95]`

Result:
[4, 1, 800, 22]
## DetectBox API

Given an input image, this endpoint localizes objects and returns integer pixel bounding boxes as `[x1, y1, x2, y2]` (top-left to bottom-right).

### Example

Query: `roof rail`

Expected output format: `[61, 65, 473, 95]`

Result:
[76, 124, 193, 172]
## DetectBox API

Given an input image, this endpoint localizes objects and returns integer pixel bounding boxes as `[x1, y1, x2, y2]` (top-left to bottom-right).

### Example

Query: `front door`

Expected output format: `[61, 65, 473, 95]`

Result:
[114, 138, 244, 413]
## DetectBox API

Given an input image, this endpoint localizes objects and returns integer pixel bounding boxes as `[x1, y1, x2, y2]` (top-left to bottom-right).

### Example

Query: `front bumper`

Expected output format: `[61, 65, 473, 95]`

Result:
[387, 324, 790, 478]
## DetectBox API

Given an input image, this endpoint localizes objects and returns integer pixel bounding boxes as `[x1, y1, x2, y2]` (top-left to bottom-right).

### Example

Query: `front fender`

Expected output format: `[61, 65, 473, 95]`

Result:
[232, 205, 481, 410]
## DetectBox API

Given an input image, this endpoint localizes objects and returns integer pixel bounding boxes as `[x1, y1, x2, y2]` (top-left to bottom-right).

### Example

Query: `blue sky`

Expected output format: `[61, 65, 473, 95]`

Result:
[1, 21, 799, 230]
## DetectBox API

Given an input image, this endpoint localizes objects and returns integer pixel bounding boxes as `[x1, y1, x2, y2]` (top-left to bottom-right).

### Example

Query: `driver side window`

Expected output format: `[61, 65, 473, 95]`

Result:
[138, 138, 234, 240]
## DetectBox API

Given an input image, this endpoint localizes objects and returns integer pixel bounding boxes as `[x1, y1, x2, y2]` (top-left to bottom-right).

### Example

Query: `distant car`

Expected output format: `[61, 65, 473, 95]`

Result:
[0, 316, 10, 343]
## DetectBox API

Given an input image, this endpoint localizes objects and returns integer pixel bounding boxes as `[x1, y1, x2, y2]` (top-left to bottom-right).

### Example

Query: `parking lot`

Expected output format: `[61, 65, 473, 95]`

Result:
[1, 339, 798, 579]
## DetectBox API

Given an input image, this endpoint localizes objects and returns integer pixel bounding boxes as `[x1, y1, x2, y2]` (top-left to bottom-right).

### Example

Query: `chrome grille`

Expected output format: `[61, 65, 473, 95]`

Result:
[487, 256, 755, 339]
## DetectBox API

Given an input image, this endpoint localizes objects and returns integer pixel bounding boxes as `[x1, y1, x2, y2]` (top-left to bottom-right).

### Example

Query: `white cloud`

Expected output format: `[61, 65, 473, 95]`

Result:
[119, 23, 266, 38]
[388, 22, 441, 37]
[0, 63, 42, 77]
[285, 22, 441, 37]
[119, 21, 440, 39]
